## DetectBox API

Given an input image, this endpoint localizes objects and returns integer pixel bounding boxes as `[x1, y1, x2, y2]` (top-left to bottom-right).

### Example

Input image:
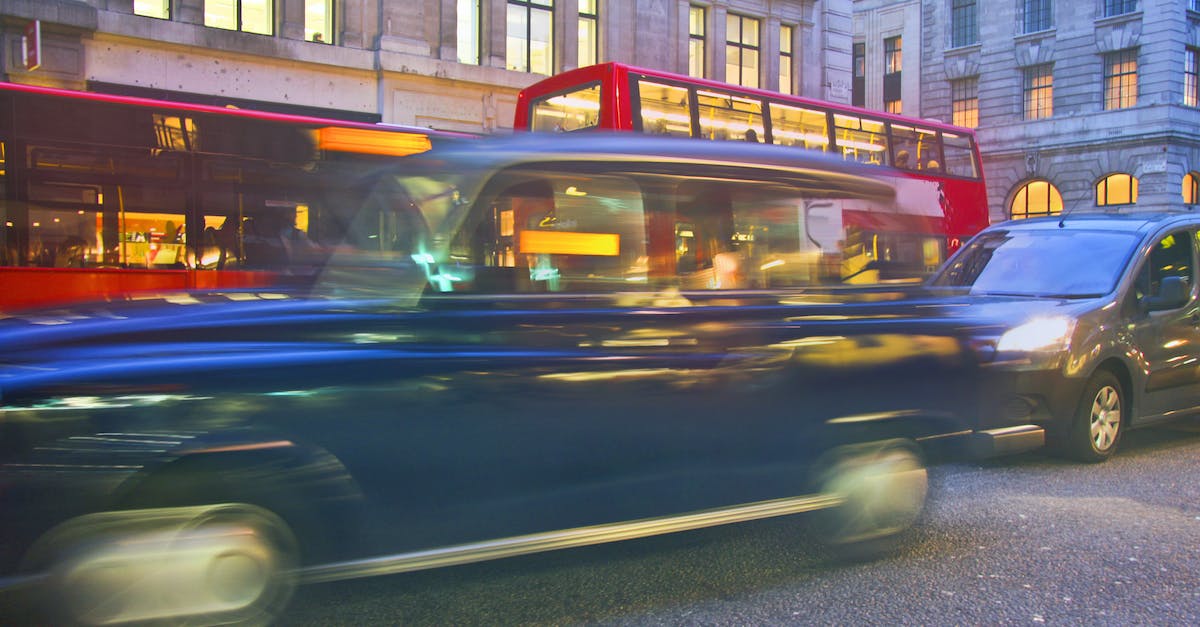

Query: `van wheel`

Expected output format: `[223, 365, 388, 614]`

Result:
[812, 439, 927, 560]
[1059, 370, 1124, 463]
[23, 503, 297, 626]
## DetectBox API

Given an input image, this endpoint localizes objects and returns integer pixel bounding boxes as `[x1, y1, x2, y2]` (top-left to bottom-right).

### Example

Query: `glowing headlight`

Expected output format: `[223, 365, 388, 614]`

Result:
[996, 316, 1076, 353]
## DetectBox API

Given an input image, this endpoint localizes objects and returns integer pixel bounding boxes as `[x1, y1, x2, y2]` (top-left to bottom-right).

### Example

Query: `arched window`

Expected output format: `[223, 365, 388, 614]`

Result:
[1009, 180, 1063, 219]
[1184, 172, 1200, 205]
[1096, 173, 1138, 206]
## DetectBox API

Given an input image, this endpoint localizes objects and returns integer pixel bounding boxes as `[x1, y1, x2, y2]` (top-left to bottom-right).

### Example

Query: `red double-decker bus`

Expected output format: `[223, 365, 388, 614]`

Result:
[0, 81, 468, 311]
[515, 62, 990, 284]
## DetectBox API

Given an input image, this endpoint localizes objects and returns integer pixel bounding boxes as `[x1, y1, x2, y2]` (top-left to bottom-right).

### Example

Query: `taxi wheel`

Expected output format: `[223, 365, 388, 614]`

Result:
[23, 503, 297, 627]
[812, 439, 928, 561]
[1061, 369, 1124, 463]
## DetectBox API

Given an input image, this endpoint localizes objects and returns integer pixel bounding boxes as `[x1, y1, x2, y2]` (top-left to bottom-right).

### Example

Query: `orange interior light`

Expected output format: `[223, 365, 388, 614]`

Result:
[317, 126, 432, 157]
[519, 230, 620, 256]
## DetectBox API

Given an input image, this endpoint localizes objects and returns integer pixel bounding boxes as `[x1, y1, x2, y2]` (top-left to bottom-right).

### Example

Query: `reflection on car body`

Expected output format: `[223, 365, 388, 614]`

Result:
[931, 211, 1200, 462]
[1, 135, 1000, 625]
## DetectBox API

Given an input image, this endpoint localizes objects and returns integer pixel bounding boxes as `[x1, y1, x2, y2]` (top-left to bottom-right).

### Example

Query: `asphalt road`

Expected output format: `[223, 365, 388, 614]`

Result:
[280, 420, 1200, 625]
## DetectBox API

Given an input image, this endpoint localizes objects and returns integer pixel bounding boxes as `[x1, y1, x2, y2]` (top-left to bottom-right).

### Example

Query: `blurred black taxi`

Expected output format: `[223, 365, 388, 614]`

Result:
[1, 135, 1009, 625]
[930, 211, 1200, 462]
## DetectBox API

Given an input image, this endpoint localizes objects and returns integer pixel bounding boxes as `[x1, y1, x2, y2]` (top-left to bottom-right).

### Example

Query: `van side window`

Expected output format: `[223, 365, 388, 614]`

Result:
[1135, 230, 1194, 303]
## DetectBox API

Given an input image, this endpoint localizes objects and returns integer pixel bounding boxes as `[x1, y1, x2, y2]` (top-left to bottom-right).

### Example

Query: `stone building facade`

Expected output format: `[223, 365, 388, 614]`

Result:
[1, 0, 852, 134]
[858, 0, 1200, 223]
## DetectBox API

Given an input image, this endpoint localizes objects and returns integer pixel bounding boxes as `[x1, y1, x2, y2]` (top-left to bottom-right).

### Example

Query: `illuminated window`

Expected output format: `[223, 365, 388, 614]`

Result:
[884, 36, 901, 114]
[1103, 0, 1137, 17]
[507, 0, 555, 76]
[1023, 64, 1053, 120]
[531, 83, 601, 132]
[689, 6, 706, 78]
[1186, 47, 1199, 108]
[1010, 180, 1063, 219]
[1184, 172, 1200, 204]
[725, 14, 760, 88]
[696, 89, 763, 142]
[834, 113, 888, 165]
[1104, 49, 1138, 110]
[951, 0, 978, 48]
[306, 0, 332, 43]
[770, 103, 830, 152]
[951, 78, 978, 128]
[639, 80, 693, 137]
[458, 0, 481, 63]
[1022, 0, 1052, 33]
[779, 25, 794, 95]
[204, 0, 273, 35]
[578, 0, 598, 67]
[1096, 173, 1138, 206]
[134, 0, 170, 19]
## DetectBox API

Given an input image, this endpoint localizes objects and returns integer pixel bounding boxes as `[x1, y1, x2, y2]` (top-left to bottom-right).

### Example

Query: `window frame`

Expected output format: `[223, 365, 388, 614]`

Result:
[951, 77, 979, 128]
[779, 24, 794, 95]
[725, 14, 761, 89]
[1103, 49, 1138, 111]
[204, 0, 275, 36]
[506, 0, 556, 76]
[1022, 0, 1052, 34]
[1023, 64, 1054, 120]
[950, 0, 979, 48]
[1009, 179, 1064, 220]
[578, 0, 598, 68]
[1096, 172, 1139, 206]
[688, 5, 707, 79]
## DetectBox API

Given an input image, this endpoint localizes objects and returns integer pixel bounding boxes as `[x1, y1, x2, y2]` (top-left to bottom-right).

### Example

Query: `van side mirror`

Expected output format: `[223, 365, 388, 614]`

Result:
[1143, 275, 1191, 312]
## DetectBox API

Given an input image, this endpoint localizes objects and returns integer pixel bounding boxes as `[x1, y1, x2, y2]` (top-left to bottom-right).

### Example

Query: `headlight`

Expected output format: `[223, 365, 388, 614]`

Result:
[996, 316, 1076, 353]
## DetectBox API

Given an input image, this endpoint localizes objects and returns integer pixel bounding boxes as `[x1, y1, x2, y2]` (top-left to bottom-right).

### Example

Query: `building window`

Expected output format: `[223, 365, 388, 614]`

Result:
[1022, 0, 1052, 33]
[578, 0, 598, 67]
[852, 42, 865, 107]
[725, 14, 760, 88]
[951, 78, 979, 128]
[458, 0, 481, 63]
[1103, 0, 1137, 17]
[1184, 172, 1200, 204]
[134, 0, 170, 19]
[883, 36, 902, 114]
[951, 0, 978, 48]
[689, 6, 706, 78]
[1187, 48, 1199, 107]
[306, 0, 332, 43]
[1104, 49, 1138, 110]
[507, 0, 555, 76]
[1192, 0, 1200, 12]
[205, 0, 273, 35]
[1023, 64, 1053, 120]
[1010, 180, 1063, 219]
[1096, 173, 1138, 206]
[779, 25, 794, 95]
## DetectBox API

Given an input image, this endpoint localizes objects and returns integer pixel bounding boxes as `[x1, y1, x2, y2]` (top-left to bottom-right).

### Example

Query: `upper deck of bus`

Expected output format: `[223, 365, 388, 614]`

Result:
[514, 62, 979, 138]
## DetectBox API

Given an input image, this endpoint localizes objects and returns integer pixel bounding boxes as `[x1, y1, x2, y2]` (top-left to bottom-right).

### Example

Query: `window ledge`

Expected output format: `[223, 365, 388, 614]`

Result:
[1014, 28, 1056, 44]
[1094, 11, 1142, 27]
[944, 43, 981, 56]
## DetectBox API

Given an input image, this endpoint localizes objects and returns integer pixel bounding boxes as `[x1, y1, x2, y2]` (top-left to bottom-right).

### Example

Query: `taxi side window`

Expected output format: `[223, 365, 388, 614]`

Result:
[1135, 230, 1194, 303]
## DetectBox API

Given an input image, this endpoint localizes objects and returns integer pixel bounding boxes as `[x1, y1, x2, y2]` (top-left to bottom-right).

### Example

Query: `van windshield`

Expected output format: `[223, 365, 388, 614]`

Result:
[930, 229, 1140, 298]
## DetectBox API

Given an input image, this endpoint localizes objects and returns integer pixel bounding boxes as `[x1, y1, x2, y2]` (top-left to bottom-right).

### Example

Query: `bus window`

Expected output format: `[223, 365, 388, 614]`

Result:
[890, 124, 941, 172]
[696, 90, 764, 142]
[833, 114, 888, 165]
[769, 103, 830, 152]
[942, 131, 979, 178]
[530, 82, 602, 133]
[637, 80, 692, 137]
